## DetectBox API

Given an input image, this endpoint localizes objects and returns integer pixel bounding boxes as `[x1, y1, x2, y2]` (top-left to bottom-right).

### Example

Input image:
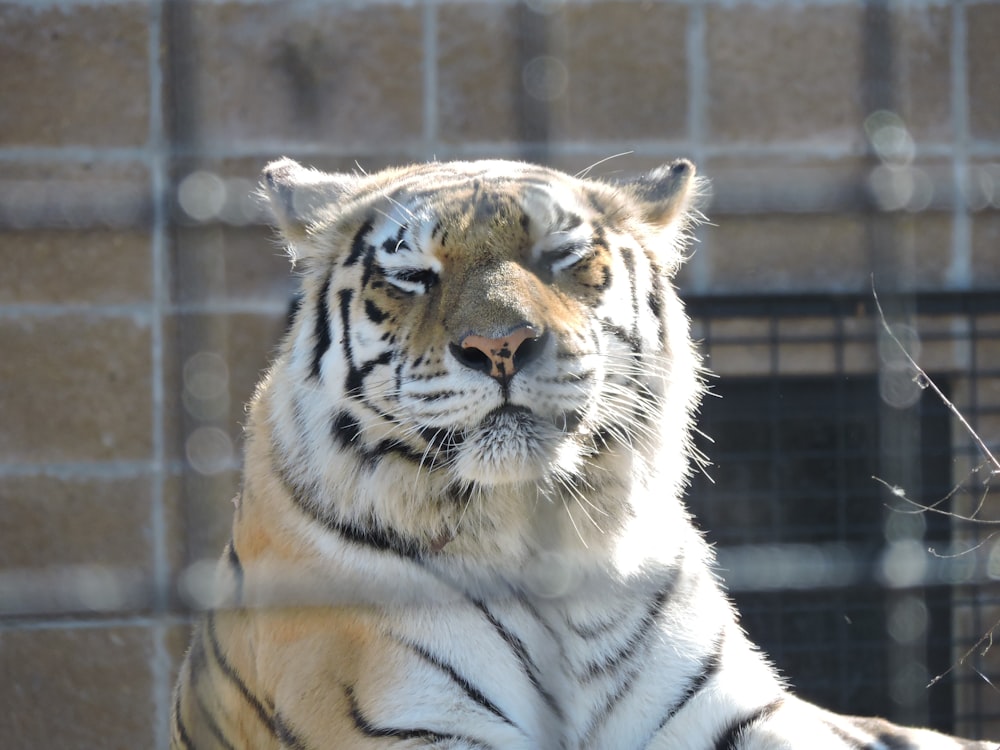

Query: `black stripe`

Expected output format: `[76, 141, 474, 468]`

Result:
[601, 319, 642, 354]
[580, 660, 644, 747]
[344, 217, 375, 266]
[405, 640, 517, 728]
[337, 290, 394, 397]
[203, 616, 312, 750]
[647, 259, 665, 348]
[284, 292, 303, 334]
[331, 411, 363, 449]
[649, 633, 725, 741]
[581, 262, 612, 292]
[189, 684, 238, 750]
[345, 685, 494, 749]
[203, 615, 287, 744]
[273, 713, 310, 750]
[330, 409, 444, 471]
[579, 579, 686, 747]
[848, 717, 936, 750]
[619, 245, 639, 325]
[563, 211, 583, 231]
[567, 610, 626, 639]
[368, 437, 432, 467]
[382, 224, 408, 254]
[711, 698, 785, 750]
[225, 540, 243, 603]
[183, 624, 236, 750]
[172, 689, 198, 750]
[473, 599, 564, 722]
[579, 581, 675, 681]
[185, 632, 238, 750]
[309, 271, 333, 380]
[274, 457, 423, 559]
[364, 298, 390, 324]
[337, 289, 362, 395]
[824, 718, 869, 749]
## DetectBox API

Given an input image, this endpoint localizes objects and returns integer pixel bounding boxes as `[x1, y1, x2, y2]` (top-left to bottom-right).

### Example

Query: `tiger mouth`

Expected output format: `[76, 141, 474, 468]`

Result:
[415, 405, 589, 484]
[420, 406, 583, 445]
[483, 404, 536, 430]
[483, 404, 584, 436]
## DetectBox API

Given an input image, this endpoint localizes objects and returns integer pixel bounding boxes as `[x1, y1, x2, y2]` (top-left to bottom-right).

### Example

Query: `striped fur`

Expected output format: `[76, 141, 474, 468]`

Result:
[172, 159, 993, 750]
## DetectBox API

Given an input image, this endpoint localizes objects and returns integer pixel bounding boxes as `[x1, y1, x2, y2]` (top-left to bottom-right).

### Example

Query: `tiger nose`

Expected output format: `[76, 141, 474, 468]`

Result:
[450, 325, 547, 383]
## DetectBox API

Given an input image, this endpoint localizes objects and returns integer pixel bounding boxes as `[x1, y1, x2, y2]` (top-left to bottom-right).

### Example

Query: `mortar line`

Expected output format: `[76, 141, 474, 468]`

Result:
[422, 1, 439, 160]
[6, 139, 993, 165]
[685, 0, 710, 294]
[147, 1, 173, 748]
[948, 0, 972, 289]
[0, 458, 222, 479]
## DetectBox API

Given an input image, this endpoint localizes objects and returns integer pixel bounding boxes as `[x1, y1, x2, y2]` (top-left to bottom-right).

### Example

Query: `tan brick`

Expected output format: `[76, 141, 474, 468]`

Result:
[775, 318, 838, 375]
[177, 3, 423, 147]
[167, 622, 194, 687]
[704, 341, 773, 377]
[0, 229, 151, 305]
[919, 338, 971, 374]
[971, 212, 1000, 288]
[438, 3, 523, 144]
[881, 212, 955, 291]
[977, 376, 1000, 409]
[0, 626, 156, 749]
[172, 224, 293, 305]
[0, 474, 153, 570]
[0, 161, 150, 230]
[704, 316, 770, 343]
[703, 214, 869, 293]
[695, 316, 774, 377]
[843, 340, 879, 375]
[705, 5, 866, 147]
[891, 5, 952, 143]
[0, 475, 156, 616]
[439, 2, 688, 145]
[704, 155, 870, 215]
[967, 3, 1000, 140]
[0, 3, 149, 147]
[551, 3, 688, 141]
[975, 314, 1000, 333]
[164, 312, 286, 463]
[778, 317, 836, 339]
[0, 316, 152, 462]
[777, 342, 837, 375]
[167, 468, 239, 573]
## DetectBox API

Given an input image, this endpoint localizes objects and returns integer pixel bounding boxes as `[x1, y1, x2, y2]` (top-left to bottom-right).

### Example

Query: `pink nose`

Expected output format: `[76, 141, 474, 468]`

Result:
[450, 325, 546, 383]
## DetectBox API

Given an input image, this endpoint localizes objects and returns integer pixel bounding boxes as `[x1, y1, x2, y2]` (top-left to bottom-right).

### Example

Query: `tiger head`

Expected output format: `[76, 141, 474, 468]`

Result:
[255, 158, 705, 560]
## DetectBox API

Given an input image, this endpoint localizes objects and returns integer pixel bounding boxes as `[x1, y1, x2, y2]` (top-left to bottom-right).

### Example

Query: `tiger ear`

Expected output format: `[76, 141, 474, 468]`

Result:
[622, 159, 703, 227]
[259, 158, 360, 245]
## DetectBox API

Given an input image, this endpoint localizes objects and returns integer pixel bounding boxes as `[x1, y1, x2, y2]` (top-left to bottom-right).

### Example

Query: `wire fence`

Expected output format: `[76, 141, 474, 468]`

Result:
[3, 1, 1000, 747]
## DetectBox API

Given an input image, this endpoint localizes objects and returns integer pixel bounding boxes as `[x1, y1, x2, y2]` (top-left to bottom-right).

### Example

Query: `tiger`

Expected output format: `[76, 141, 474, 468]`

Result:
[171, 156, 994, 750]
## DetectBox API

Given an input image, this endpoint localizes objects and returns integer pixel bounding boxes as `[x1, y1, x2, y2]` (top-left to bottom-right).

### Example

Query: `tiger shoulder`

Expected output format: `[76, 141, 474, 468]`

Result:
[171, 157, 994, 750]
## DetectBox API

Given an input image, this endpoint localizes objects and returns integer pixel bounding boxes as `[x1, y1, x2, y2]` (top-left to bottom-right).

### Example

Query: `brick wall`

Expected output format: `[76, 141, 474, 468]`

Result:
[0, 0, 998, 747]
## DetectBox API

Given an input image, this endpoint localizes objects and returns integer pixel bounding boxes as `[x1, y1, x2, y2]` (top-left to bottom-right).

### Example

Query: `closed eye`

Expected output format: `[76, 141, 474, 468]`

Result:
[541, 242, 594, 274]
[384, 267, 438, 294]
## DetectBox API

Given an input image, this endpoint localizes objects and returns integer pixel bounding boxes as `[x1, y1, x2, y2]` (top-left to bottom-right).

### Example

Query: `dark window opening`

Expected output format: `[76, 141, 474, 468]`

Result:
[687, 374, 957, 731]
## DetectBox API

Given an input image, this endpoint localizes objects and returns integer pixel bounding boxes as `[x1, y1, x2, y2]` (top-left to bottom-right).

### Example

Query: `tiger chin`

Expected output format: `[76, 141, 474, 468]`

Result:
[171, 158, 993, 750]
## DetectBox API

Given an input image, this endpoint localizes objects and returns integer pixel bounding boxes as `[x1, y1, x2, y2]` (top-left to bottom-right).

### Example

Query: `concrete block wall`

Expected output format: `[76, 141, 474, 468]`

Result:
[0, 0, 997, 747]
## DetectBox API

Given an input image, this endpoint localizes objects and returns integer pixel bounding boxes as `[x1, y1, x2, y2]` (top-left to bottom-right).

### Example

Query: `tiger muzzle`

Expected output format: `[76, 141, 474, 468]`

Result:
[450, 325, 547, 385]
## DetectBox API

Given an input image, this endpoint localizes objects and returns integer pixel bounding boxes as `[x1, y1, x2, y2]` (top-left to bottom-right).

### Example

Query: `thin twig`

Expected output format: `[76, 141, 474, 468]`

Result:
[872, 280, 1000, 475]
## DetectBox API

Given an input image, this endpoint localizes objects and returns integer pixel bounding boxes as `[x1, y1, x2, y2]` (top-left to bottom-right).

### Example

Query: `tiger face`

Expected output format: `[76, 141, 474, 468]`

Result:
[257, 159, 704, 559]
[264, 159, 700, 489]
